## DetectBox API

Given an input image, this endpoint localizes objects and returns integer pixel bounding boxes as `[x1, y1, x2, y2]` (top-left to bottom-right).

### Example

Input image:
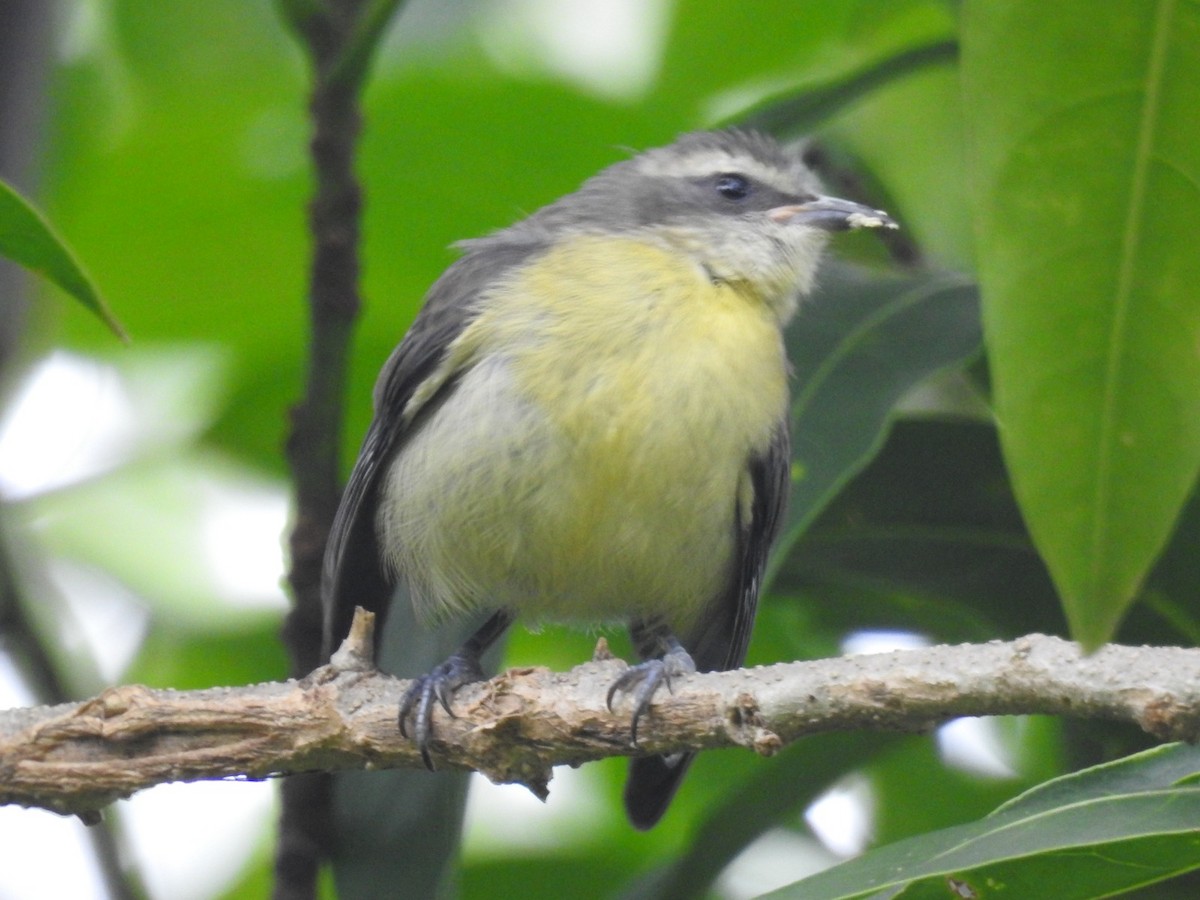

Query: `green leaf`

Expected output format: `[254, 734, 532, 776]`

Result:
[777, 265, 982, 563]
[783, 416, 1200, 649]
[739, 40, 959, 136]
[866, 722, 1062, 848]
[962, 1, 1200, 647]
[764, 743, 1200, 899]
[778, 419, 1068, 642]
[0, 178, 126, 340]
[655, 0, 954, 114]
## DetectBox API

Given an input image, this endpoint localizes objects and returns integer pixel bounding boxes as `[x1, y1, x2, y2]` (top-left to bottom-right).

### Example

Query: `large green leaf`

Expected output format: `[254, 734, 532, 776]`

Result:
[777, 265, 981, 561]
[962, 1, 1200, 647]
[785, 417, 1200, 649]
[779, 419, 1066, 642]
[0, 178, 124, 340]
[765, 743, 1200, 899]
[656, 0, 954, 111]
[740, 40, 958, 137]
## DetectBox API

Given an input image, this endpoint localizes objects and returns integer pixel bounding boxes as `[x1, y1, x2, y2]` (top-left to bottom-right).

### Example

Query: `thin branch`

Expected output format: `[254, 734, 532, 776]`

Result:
[281, 0, 365, 687]
[4, 611, 1200, 818]
[275, 0, 406, 895]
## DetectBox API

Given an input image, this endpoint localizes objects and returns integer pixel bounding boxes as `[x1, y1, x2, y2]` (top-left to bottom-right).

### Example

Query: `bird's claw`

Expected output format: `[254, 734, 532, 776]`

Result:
[606, 649, 696, 746]
[398, 653, 485, 769]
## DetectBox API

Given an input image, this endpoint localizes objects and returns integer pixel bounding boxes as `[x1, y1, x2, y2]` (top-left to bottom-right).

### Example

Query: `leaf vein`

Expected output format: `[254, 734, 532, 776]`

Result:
[1089, 0, 1177, 583]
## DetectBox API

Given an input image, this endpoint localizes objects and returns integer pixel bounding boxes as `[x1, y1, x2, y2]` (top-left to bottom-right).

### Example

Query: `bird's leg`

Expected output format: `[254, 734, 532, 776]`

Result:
[606, 618, 696, 745]
[399, 608, 515, 768]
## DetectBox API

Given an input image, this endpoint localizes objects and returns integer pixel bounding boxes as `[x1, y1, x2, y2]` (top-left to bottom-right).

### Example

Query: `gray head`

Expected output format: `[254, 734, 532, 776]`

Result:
[465, 129, 896, 321]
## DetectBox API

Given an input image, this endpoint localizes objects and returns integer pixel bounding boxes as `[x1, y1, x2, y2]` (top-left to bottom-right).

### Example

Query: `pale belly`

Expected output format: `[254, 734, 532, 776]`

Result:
[377, 235, 790, 630]
[378, 355, 759, 630]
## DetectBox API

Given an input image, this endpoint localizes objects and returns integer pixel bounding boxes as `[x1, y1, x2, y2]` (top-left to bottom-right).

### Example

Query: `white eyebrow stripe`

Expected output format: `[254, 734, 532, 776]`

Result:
[634, 149, 801, 195]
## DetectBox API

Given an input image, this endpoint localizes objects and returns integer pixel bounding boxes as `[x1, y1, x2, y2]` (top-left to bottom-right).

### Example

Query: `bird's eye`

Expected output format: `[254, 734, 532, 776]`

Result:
[715, 173, 751, 200]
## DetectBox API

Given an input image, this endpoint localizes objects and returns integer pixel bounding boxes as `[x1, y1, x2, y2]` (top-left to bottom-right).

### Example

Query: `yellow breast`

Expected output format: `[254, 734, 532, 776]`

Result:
[380, 234, 789, 628]
[489, 235, 788, 443]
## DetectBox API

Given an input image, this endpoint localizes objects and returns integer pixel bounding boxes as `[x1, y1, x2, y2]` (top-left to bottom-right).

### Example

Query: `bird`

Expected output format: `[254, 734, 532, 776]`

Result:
[322, 128, 896, 830]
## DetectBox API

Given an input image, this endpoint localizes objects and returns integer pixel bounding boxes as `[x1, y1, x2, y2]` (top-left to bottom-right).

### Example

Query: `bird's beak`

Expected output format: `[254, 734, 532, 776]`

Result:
[768, 196, 898, 232]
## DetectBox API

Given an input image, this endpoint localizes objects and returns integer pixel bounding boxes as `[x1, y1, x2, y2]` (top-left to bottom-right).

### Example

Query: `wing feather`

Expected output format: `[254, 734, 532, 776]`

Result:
[322, 242, 545, 654]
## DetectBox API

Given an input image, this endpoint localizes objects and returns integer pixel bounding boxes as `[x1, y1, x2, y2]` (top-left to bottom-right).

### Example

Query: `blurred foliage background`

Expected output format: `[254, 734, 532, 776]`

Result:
[2, 0, 1200, 898]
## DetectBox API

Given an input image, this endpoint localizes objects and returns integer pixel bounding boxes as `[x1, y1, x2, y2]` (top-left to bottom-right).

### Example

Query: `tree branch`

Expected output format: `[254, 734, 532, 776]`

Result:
[274, 1, 406, 894]
[4, 610, 1200, 818]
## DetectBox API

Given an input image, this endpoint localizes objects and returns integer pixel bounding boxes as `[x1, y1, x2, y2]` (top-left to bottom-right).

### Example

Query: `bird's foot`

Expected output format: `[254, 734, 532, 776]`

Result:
[606, 644, 696, 746]
[399, 652, 485, 769]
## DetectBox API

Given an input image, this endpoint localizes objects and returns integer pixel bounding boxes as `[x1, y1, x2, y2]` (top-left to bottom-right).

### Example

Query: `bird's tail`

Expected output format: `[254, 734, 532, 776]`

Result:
[624, 752, 695, 830]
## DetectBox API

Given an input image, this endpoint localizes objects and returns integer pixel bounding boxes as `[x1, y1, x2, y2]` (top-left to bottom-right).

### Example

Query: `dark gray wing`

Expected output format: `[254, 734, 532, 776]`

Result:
[624, 419, 791, 829]
[690, 418, 792, 673]
[322, 241, 545, 656]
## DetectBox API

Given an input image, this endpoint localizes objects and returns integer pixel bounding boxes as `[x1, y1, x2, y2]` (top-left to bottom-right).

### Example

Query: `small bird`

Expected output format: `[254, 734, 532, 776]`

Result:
[323, 129, 896, 829]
